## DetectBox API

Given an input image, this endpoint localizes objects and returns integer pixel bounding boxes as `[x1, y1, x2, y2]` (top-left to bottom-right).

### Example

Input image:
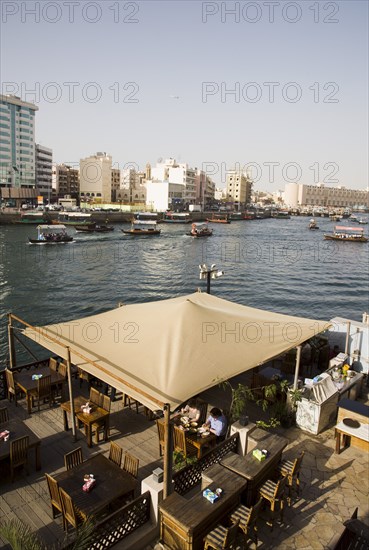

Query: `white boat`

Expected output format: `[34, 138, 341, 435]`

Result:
[309, 219, 319, 230]
[324, 226, 368, 243]
[28, 224, 74, 244]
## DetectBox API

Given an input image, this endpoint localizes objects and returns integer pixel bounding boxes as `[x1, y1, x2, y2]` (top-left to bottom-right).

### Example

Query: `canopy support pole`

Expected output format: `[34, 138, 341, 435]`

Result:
[7, 313, 16, 368]
[293, 345, 302, 390]
[66, 347, 77, 440]
[345, 321, 351, 355]
[163, 403, 173, 499]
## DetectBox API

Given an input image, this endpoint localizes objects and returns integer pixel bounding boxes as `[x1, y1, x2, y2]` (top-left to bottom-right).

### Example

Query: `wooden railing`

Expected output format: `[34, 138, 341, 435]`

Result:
[173, 433, 239, 495]
[63, 491, 151, 550]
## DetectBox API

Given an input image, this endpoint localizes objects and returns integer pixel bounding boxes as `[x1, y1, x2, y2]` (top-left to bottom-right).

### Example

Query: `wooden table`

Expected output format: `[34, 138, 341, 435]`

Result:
[0, 418, 41, 471]
[61, 395, 110, 447]
[220, 429, 288, 505]
[185, 431, 217, 458]
[160, 464, 247, 550]
[15, 365, 66, 414]
[54, 453, 136, 519]
[334, 420, 369, 454]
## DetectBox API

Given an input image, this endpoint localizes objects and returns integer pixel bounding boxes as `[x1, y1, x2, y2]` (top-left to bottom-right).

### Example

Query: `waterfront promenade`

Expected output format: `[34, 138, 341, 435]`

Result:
[0, 369, 368, 549]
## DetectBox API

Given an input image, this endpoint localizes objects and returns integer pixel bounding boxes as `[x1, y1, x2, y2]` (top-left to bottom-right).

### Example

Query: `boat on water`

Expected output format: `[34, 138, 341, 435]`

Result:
[160, 212, 192, 223]
[228, 212, 243, 221]
[15, 212, 48, 224]
[122, 220, 161, 235]
[206, 214, 230, 224]
[188, 222, 213, 237]
[324, 226, 368, 243]
[357, 218, 368, 225]
[53, 212, 93, 225]
[309, 219, 319, 230]
[28, 224, 74, 244]
[271, 210, 291, 219]
[75, 222, 114, 233]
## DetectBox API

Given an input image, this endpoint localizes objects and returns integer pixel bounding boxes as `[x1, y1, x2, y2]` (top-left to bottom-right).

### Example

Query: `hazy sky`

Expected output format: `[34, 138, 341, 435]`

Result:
[1, 0, 368, 191]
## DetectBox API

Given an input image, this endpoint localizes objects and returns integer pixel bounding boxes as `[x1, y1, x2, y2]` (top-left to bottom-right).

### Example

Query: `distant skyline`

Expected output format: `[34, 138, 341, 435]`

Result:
[1, 0, 368, 190]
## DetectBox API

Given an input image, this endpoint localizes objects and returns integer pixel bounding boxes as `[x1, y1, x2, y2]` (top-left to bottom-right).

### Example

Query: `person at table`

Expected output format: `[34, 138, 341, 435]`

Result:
[203, 407, 227, 440]
[175, 399, 201, 422]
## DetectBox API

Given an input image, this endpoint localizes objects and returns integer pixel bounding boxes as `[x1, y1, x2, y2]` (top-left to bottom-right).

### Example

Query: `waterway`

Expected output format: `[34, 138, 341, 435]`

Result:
[1, 216, 368, 361]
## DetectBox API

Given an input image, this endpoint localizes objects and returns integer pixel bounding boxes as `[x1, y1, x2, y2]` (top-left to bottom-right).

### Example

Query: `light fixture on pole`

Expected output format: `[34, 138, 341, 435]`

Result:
[199, 263, 224, 294]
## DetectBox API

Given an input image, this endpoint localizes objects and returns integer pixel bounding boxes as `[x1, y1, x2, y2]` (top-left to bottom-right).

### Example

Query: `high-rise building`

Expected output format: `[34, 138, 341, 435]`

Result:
[0, 95, 38, 189]
[226, 170, 253, 210]
[53, 164, 80, 200]
[79, 152, 112, 203]
[35, 144, 52, 201]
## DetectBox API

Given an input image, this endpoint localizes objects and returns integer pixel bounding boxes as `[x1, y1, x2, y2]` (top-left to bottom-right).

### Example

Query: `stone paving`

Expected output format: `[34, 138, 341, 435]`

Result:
[147, 389, 369, 550]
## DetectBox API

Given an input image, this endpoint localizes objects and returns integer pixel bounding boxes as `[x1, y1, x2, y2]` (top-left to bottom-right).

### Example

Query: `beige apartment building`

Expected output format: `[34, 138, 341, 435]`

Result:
[79, 152, 112, 203]
[226, 170, 253, 209]
[52, 164, 80, 199]
[285, 183, 369, 209]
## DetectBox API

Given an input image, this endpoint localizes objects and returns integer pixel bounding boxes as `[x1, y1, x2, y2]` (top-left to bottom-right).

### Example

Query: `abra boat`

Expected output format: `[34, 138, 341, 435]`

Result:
[28, 224, 74, 244]
[53, 212, 93, 225]
[206, 214, 230, 224]
[324, 226, 368, 243]
[122, 220, 161, 235]
[75, 223, 114, 233]
[309, 219, 319, 230]
[94, 224, 114, 232]
[188, 222, 213, 237]
[161, 212, 192, 223]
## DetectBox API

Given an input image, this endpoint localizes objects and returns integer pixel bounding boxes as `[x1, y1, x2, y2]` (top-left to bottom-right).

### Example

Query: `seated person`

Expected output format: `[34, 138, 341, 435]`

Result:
[203, 407, 227, 439]
[177, 398, 201, 422]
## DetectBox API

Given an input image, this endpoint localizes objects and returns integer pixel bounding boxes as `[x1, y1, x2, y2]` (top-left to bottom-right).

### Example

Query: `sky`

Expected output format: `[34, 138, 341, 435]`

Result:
[1, 0, 368, 191]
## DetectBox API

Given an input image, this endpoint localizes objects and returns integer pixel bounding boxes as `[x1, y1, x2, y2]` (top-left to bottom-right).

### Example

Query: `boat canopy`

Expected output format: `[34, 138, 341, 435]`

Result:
[335, 226, 364, 232]
[37, 224, 67, 230]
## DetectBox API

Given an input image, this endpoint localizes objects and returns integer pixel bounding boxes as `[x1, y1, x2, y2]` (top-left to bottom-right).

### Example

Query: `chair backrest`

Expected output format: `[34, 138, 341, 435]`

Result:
[197, 401, 208, 425]
[45, 473, 62, 510]
[49, 358, 58, 372]
[5, 369, 16, 392]
[123, 452, 139, 478]
[291, 451, 305, 476]
[59, 487, 78, 529]
[101, 394, 111, 412]
[89, 387, 101, 406]
[224, 519, 240, 548]
[246, 498, 263, 528]
[173, 426, 186, 454]
[58, 362, 67, 378]
[10, 435, 29, 467]
[0, 406, 9, 423]
[274, 475, 289, 499]
[156, 420, 165, 444]
[37, 375, 51, 399]
[64, 447, 83, 470]
[109, 441, 123, 467]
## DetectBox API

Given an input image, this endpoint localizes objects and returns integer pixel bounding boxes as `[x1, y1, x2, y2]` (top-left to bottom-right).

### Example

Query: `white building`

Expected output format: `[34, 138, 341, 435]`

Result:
[151, 158, 196, 207]
[0, 94, 38, 189]
[79, 152, 112, 203]
[35, 144, 53, 201]
[226, 169, 253, 210]
[285, 182, 369, 209]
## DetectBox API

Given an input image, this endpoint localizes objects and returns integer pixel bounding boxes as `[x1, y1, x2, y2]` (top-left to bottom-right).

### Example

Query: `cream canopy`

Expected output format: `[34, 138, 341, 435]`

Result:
[22, 292, 331, 411]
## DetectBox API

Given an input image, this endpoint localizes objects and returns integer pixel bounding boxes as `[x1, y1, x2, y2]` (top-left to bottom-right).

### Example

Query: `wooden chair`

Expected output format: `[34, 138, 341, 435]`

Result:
[31, 374, 52, 411]
[5, 369, 22, 406]
[45, 473, 64, 527]
[93, 394, 111, 443]
[198, 401, 208, 425]
[64, 447, 83, 470]
[259, 475, 288, 529]
[59, 487, 82, 532]
[229, 498, 263, 547]
[0, 406, 9, 423]
[122, 452, 139, 478]
[123, 393, 140, 413]
[109, 441, 123, 467]
[156, 419, 166, 457]
[173, 425, 197, 462]
[89, 387, 102, 407]
[10, 435, 29, 482]
[276, 451, 305, 505]
[58, 362, 67, 378]
[49, 357, 58, 372]
[204, 519, 240, 549]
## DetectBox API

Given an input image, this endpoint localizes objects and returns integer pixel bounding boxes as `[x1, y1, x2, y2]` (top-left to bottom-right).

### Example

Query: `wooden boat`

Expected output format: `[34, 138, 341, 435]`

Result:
[324, 226, 368, 243]
[53, 212, 93, 225]
[229, 212, 243, 221]
[271, 210, 291, 219]
[309, 219, 319, 230]
[94, 224, 114, 232]
[74, 223, 96, 232]
[28, 224, 74, 244]
[122, 220, 161, 235]
[161, 212, 192, 223]
[206, 214, 230, 224]
[188, 222, 213, 237]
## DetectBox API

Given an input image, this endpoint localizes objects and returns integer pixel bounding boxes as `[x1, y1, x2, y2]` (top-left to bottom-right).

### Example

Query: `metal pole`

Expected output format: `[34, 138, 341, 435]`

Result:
[345, 321, 351, 355]
[207, 271, 211, 294]
[7, 313, 16, 368]
[66, 347, 77, 440]
[163, 403, 173, 499]
[293, 345, 302, 390]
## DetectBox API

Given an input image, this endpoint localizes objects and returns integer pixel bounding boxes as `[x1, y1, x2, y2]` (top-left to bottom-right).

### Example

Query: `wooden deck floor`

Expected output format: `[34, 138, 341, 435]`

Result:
[1, 370, 368, 550]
